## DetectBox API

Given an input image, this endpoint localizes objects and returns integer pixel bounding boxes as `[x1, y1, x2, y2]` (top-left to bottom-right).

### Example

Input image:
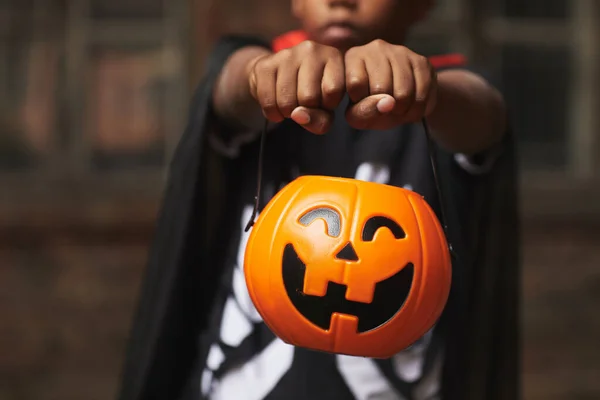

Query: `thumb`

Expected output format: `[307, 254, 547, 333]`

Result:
[291, 106, 334, 135]
[345, 94, 396, 130]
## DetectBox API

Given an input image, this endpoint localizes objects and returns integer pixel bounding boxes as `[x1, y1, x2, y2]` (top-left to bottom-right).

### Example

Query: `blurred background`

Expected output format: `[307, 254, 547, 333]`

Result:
[0, 0, 598, 399]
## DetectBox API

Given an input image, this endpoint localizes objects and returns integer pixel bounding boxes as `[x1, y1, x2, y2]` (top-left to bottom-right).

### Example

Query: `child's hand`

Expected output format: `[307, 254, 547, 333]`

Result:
[248, 41, 345, 134]
[344, 40, 438, 130]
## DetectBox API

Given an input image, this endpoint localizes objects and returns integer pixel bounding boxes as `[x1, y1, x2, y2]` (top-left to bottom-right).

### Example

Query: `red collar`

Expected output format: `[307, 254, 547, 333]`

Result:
[271, 30, 466, 70]
[272, 30, 309, 53]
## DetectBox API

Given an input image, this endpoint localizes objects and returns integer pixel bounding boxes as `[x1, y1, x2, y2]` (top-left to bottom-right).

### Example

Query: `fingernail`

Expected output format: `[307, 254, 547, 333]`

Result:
[376, 97, 395, 113]
[293, 108, 311, 125]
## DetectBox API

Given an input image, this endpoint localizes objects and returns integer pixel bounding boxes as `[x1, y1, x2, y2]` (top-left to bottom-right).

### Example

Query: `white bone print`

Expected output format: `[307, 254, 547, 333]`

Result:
[204, 161, 438, 399]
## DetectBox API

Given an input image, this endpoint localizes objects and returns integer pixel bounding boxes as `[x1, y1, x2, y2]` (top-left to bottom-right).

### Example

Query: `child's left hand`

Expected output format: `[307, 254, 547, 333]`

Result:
[344, 39, 438, 130]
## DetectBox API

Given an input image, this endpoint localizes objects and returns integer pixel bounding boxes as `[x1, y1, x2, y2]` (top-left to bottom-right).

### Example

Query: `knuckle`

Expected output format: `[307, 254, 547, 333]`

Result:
[414, 93, 428, 104]
[344, 46, 359, 60]
[299, 40, 319, 53]
[254, 57, 274, 74]
[298, 90, 320, 107]
[371, 83, 388, 95]
[322, 83, 342, 98]
[322, 76, 344, 95]
[394, 88, 412, 101]
[275, 48, 294, 63]
[261, 97, 278, 113]
[346, 75, 364, 90]
[415, 85, 430, 102]
[277, 97, 297, 114]
[326, 46, 344, 58]
[413, 55, 431, 70]
[370, 38, 386, 48]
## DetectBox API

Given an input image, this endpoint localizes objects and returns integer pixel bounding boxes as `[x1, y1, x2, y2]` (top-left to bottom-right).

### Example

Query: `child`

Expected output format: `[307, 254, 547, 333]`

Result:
[118, 1, 520, 399]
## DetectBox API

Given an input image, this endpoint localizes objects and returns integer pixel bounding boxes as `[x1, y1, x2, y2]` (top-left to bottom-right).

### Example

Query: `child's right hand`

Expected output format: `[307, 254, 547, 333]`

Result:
[248, 41, 345, 135]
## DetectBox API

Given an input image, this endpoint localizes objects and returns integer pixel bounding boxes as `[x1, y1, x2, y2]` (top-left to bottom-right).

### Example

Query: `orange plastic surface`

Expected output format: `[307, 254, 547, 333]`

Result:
[244, 176, 451, 358]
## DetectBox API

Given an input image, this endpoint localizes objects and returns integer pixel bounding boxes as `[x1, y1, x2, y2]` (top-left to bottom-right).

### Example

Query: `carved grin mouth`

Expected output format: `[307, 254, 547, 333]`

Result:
[282, 244, 414, 333]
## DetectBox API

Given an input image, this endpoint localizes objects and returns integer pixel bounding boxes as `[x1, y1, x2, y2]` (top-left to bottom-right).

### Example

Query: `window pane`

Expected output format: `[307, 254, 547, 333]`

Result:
[0, 37, 35, 170]
[405, 36, 452, 57]
[502, 0, 569, 19]
[90, 0, 164, 20]
[0, 5, 63, 171]
[86, 45, 169, 170]
[499, 45, 571, 170]
[428, 0, 458, 19]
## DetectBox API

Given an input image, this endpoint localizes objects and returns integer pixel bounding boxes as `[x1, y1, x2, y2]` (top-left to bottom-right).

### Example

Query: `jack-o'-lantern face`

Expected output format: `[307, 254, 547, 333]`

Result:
[244, 176, 451, 359]
[282, 208, 414, 333]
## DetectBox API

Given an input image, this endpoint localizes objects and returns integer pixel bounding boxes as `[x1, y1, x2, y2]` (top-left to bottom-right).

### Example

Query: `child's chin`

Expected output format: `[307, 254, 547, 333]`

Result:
[318, 36, 358, 52]
[318, 28, 362, 50]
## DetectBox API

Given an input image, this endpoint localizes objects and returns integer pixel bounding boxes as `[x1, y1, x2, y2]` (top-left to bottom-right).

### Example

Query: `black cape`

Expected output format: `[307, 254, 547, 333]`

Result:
[117, 35, 521, 400]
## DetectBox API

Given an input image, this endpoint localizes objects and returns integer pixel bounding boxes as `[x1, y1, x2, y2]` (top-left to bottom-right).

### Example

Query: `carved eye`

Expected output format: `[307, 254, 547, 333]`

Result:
[361, 216, 405, 242]
[299, 207, 341, 238]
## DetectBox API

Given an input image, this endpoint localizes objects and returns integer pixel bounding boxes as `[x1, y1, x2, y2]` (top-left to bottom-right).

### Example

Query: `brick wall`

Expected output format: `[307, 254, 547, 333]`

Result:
[0, 227, 150, 400]
[1, 215, 599, 400]
[1, 2, 598, 399]
[521, 221, 600, 400]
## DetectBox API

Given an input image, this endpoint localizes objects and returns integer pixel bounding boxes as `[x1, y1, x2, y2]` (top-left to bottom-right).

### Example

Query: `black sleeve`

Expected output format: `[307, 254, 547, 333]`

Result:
[432, 59, 520, 400]
[437, 126, 521, 399]
[203, 36, 273, 159]
[116, 35, 270, 400]
[436, 64, 508, 176]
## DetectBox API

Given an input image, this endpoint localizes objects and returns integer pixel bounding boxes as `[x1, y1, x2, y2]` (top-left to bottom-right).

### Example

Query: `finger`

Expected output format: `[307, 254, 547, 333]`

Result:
[254, 59, 284, 122]
[345, 55, 369, 103]
[321, 55, 345, 111]
[390, 55, 415, 117]
[275, 59, 299, 118]
[248, 68, 258, 100]
[402, 54, 433, 121]
[291, 106, 334, 135]
[248, 54, 266, 100]
[345, 94, 395, 130]
[424, 75, 438, 117]
[365, 56, 393, 97]
[297, 58, 326, 109]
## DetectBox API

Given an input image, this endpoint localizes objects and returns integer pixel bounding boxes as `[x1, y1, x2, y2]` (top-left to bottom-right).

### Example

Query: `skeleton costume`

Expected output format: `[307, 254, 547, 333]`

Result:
[117, 32, 521, 400]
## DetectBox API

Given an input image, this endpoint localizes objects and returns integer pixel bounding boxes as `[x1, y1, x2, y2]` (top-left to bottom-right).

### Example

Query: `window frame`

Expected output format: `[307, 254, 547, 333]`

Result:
[2, 0, 599, 221]
[411, 0, 600, 219]
[487, 0, 600, 219]
[0, 0, 189, 180]
[0, 0, 189, 229]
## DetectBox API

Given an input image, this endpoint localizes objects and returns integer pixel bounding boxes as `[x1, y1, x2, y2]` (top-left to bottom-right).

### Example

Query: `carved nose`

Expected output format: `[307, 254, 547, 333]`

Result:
[335, 242, 359, 261]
